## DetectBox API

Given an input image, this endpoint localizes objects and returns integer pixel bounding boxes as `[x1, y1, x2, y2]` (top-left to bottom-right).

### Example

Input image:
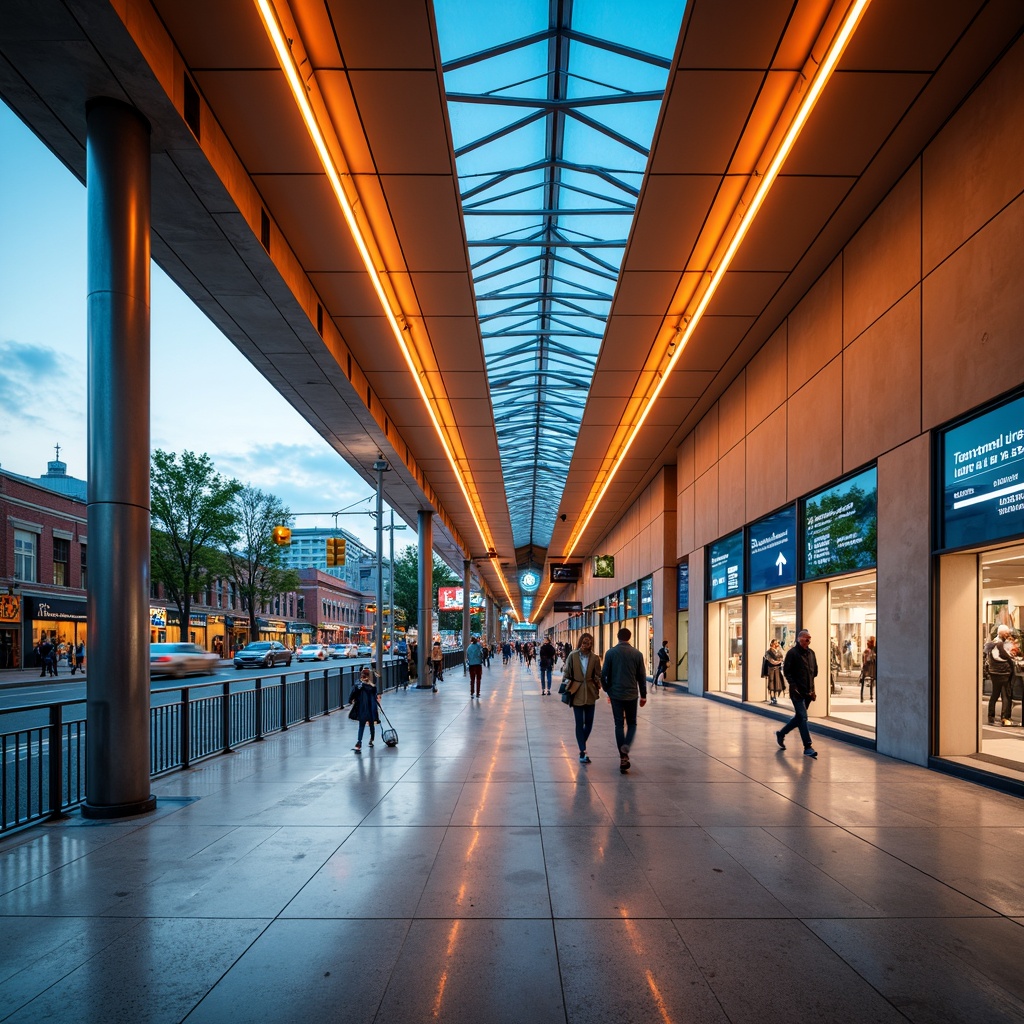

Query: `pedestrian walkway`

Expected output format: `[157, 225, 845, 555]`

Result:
[2, 659, 1023, 1023]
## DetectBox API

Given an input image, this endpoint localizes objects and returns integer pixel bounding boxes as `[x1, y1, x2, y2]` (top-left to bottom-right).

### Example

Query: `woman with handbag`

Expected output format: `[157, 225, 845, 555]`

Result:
[762, 639, 784, 705]
[562, 632, 603, 764]
[351, 666, 381, 752]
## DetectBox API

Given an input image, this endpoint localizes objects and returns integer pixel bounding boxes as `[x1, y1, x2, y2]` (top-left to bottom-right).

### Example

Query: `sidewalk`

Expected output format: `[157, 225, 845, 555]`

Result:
[2, 659, 1023, 1023]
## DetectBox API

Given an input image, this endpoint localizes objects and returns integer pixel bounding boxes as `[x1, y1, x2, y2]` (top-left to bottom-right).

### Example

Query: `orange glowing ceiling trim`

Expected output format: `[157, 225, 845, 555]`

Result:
[561, 0, 872, 562]
[254, 0, 520, 618]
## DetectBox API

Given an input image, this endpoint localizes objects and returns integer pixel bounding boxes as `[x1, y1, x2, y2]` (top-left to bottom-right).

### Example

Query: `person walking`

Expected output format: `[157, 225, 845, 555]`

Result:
[652, 640, 670, 686]
[430, 638, 443, 690]
[762, 638, 785, 705]
[985, 625, 1015, 725]
[601, 627, 647, 773]
[352, 666, 380, 752]
[76, 640, 86, 674]
[538, 637, 557, 694]
[776, 629, 819, 758]
[563, 632, 602, 763]
[466, 635, 484, 698]
[407, 640, 418, 684]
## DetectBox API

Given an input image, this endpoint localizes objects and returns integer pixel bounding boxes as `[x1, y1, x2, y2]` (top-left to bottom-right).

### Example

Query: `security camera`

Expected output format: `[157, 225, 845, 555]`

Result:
[559, 513, 567, 522]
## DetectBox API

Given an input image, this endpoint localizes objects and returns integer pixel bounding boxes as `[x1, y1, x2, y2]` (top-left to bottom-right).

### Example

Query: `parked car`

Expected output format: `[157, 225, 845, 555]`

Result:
[356, 644, 372, 657]
[327, 643, 347, 659]
[233, 641, 293, 670]
[342, 644, 359, 657]
[296, 643, 329, 662]
[150, 642, 220, 679]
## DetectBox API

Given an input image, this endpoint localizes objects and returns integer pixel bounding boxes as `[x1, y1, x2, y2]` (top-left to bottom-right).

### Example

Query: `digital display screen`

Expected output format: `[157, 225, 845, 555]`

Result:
[708, 530, 744, 601]
[941, 393, 1024, 550]
[803, 467, 877, 579]
[748, 506, 797, 593]
[677, 562, 689, 610]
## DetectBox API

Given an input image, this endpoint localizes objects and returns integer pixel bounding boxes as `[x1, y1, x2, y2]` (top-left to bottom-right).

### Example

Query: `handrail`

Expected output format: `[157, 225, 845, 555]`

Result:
[0, 659, 409, 837]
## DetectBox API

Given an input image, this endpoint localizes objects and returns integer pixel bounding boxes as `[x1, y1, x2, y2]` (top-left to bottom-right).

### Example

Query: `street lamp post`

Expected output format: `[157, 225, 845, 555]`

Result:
[373, 457, 388, 685]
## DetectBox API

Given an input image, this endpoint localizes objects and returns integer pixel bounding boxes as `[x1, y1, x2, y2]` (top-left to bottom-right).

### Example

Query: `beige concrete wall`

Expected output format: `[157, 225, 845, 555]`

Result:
[671, 34, 1024, 764]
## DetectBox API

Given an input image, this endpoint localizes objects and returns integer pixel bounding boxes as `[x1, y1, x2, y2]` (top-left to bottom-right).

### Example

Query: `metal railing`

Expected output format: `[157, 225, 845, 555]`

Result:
[0, 659, 408, 836]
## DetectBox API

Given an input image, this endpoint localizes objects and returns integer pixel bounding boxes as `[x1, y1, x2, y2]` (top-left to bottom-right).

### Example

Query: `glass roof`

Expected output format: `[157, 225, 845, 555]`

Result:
[435, 0, 686, 558]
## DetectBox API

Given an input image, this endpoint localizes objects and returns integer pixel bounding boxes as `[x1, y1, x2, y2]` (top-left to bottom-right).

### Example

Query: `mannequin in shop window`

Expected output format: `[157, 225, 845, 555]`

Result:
[859, 636, 876, 702]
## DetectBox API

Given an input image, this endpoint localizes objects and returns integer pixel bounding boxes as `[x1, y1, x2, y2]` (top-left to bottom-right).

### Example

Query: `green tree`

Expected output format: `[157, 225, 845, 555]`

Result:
[225, 485, 300, 638]
[151, 450, 242, 642]
[391, 544, 461, 633]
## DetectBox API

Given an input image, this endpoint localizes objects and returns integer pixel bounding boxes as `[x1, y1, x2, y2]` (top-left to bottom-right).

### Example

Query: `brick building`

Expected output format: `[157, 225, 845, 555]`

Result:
[0, 459, 88, 669]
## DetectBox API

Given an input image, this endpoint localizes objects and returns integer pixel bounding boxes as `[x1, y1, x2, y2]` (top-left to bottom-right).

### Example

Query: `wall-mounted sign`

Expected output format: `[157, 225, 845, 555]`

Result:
[941, 392, 1024, 550]
[803, 467, 877, 579]
[708, 530, 744, 601]
[593, 554, 615, 578]
[438, 587, 485, 612]
[512, 621, 536, 632]
[748, 505, 797, 593]
[0, 595, 20, 623]
[519, 570, 541, 594]
[677, 562, 689, 611]
[625, 583, 638, 617]
[550, 563, 582, 582]
[553, 601, 583, 614]
[639, 576, 653, 616]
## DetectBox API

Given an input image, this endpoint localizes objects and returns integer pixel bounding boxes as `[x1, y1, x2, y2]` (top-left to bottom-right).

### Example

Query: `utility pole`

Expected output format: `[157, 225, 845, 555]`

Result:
[373, 457, 387, 688]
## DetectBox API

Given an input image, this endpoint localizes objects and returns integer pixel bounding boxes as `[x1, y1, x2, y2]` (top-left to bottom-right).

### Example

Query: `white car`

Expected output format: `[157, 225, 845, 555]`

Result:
[150, 642, 220, 679]
[296, 643, 329, 662]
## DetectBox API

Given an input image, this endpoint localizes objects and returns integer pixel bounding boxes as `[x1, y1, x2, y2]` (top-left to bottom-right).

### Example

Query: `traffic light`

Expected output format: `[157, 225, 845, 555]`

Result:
[326, 537, 346, 566]
[271, 525, 292, 546]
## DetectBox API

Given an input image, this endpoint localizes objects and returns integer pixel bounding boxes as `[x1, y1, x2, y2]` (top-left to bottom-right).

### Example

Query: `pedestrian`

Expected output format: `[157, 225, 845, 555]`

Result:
[985, 625, 1015, 726]
[601, 627, 647, 773]
[762, 638, 784, 705]
[67, 643, 77, 675]
[653, 640, 670, 686]
[538, 636, 556, 694]
[407, 640, 418, 684]
[859, 635, 877, 703]
[466, 635, 484, 698]
[776, 629, 819, 758]
[563, 632, 603, 763]
[76, 640, 86, 673]
[431, 638, 443, 690]
[351, 666, 380, 752]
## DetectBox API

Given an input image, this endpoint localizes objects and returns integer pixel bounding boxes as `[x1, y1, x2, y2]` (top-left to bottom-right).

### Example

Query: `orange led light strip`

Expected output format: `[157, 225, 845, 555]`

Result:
[562, 0, 872, 563]
[255, 0, 520, 618]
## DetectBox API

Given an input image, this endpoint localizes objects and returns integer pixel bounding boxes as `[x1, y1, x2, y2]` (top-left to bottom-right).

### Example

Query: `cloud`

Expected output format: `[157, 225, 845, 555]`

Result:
[0, 338, 86, 435]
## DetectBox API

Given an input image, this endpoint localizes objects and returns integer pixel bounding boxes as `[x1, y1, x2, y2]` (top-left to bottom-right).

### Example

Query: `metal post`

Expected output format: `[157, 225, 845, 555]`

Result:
[373, 458, 387, 682]
[417, 509, 433, 687]
[389, 507, 395, 656]
[221, 681, 232, 753]
[463, 559, 471, 669]
[47, 703, 67, 821]
[83, 98, 155, 818]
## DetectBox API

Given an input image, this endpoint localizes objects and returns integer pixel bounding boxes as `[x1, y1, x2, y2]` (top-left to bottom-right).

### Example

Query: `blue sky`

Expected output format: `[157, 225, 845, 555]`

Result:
[0, 100, 398, 551]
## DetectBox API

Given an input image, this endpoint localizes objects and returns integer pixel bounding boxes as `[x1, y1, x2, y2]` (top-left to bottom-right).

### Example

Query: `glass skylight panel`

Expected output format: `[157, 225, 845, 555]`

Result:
[435, 0, 686, 555]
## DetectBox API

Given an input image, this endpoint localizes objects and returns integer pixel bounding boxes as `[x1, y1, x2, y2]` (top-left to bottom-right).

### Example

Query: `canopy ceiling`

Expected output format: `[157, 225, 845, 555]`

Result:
[2, 0, 1022, 618]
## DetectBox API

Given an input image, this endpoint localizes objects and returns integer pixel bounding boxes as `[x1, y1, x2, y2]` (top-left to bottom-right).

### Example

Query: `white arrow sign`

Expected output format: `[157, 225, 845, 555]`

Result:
[775, 552, 788, 575]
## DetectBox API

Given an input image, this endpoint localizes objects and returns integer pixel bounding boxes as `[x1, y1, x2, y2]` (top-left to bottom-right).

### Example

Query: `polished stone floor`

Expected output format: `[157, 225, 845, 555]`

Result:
[3, 659, 1024, 1023]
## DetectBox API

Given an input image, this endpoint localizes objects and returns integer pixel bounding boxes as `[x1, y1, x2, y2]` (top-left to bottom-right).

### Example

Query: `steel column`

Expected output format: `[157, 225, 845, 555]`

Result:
[417, 510, 433, 687]
[83, 98, 156, 818]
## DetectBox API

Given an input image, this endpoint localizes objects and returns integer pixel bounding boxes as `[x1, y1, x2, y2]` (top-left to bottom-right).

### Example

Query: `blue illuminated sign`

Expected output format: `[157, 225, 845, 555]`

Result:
[803, 468, 877, 579]
[941, 393, 1024, 550]
[708, 531, 744, 601]
[677, 562, 689, 610]
[748, 506, 797, 593]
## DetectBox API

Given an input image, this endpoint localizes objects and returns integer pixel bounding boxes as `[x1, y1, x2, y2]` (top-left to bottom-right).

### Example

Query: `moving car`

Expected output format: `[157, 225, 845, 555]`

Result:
[233, 641, 293, 670]
[356, 644, 372, 657]
[342, 644, 359, 657]
[150, 642, 220, 679]
[327, 644, 347, 659]
[296, 643, 329, 662]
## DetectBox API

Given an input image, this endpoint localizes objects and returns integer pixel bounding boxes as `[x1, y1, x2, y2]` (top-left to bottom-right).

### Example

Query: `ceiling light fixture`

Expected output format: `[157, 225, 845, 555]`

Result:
[562, 0, 872, 561]
[254, 0, 520, 619]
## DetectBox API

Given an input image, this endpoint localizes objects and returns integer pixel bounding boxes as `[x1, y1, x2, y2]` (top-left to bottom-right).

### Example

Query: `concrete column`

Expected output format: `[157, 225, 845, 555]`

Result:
[690, 548, 706, 695]
[83, 98, 155, 818]
[417, 510, 433, 687]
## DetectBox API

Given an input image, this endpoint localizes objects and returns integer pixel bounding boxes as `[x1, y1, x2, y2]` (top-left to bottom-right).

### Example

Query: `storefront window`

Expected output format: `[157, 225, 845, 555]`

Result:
[825, 573, 877, 732]
[14, 529, 36, 582]
[979, 543, 1024, 762]
[722, 598, 743, 696]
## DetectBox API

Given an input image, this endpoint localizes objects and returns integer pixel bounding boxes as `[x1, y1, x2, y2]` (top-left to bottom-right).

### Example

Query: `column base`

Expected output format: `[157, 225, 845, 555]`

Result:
[81, 794, 157, 820]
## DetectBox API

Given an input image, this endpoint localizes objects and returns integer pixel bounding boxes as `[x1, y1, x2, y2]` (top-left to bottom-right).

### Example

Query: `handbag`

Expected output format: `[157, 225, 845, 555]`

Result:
[560, 689, 573, 705]
[557, 681, 568, 694]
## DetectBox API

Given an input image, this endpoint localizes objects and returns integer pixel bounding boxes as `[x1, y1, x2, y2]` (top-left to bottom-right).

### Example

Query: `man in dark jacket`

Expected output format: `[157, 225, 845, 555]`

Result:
[601, 627, 647, 773]
[776, 629, 819, 758]
[538, 638, 557, 695]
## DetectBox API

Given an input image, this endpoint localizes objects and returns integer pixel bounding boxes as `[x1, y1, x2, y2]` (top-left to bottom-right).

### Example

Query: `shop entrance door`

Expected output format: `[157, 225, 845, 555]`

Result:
[826, 573, 877, 732]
